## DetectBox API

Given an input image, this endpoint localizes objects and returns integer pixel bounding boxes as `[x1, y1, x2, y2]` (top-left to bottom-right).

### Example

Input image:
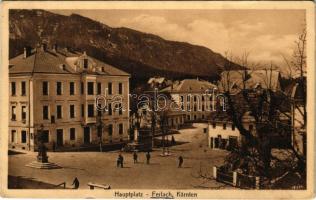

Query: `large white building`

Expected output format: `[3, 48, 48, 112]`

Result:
[9, 44, 130, 151]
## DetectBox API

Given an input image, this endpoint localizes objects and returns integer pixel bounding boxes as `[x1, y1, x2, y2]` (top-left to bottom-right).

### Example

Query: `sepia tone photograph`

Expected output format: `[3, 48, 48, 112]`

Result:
[0, 1, 315, 199]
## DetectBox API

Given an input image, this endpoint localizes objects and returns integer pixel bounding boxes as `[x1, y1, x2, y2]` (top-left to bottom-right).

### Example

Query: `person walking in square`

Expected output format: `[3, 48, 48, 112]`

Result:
[146, 151, 151, 164]
[117, 154, 121, 168]
[72, 177, 80, 189]
[178, 155, 183, 168]
[133, 151, 138, 163]
[171, 135, 176, 145]
[119, 154, 124, 168]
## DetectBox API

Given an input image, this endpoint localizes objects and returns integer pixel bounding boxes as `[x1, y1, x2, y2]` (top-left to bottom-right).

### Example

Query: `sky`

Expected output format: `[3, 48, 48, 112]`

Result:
[51, 9, 305, 71]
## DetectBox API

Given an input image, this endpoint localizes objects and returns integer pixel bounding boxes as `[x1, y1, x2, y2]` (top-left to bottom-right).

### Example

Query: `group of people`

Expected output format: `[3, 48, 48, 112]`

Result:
[117, 151, 151, 167]
[133, 151, 151, 164]
[117, 151, 184, 168]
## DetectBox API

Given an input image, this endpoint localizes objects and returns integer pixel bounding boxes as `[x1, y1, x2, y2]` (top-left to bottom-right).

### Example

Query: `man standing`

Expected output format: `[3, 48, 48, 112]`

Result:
[72, 177, 80, 189]
[119, 154, 124, 168]
[178, 156, 183, 168]
[133, 151, 138, 163]
[117, 154, 121, 168]
[146, 152, 151, 164]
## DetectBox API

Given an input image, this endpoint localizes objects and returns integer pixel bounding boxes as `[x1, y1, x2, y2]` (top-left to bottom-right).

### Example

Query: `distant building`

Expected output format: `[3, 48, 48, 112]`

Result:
[147, 77, 172, 89]
[208, 69, 292, 150]
[9, 44, 130, 151]
[160, 78, 217, 122]
[218, 70, 281, 94]
[207, 111, 255, 150]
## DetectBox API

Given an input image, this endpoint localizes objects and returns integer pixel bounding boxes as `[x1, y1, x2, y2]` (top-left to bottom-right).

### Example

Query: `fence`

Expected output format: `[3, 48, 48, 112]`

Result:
[213, 166, 260, 189]
[236, 173, 258, 189]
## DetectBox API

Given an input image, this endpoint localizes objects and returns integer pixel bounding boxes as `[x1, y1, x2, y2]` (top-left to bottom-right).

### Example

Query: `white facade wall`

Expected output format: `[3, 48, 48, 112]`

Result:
[170, 93, 215, 121]
[9, 73, 130, 151]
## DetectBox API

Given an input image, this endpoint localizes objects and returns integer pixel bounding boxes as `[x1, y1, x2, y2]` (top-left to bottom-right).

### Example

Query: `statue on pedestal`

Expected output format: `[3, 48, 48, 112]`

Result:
[26, 124, 60, 169]
[37, 124, 49, 163]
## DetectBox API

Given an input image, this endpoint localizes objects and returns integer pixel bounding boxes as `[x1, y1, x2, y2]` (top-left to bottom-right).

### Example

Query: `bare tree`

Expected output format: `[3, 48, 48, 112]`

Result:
[217, 51, 305, 187]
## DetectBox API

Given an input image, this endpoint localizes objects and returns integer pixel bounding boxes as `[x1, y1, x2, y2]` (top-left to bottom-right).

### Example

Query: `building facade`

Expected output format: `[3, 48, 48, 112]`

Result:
[160, 79, 217, 122]
[207, 113, 255, 150]
[9, 45, 130, 151]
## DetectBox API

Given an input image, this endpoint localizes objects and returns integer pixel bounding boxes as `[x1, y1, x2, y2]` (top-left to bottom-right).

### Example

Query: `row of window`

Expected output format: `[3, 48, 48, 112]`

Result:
[180, 95, 213, 103]
[181, 103, 212, 112]
[42, 103, 123, 120]
[212, 123, 236, 130]
[11, 81, 26, 96]
[11, 81, 123, 96]
[42, 81, 123, 96]
[211, 123, 253, 131]
[10, 130, 27, 143]
[10, 124, 124, 144]
[186, 114, 206, 120]
[10, 103, 124, 122]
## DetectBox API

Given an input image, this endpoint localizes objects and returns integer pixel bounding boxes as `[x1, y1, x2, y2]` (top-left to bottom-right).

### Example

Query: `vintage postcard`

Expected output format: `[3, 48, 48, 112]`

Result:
[0, 1, 315, 199]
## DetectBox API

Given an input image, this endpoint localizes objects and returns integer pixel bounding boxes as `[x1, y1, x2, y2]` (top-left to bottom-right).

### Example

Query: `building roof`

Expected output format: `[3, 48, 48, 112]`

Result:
[148, 77, 166, 85]
[9, 47, 130, 76]
[160, 79, 216, 93]
[219, 70, 281, 93]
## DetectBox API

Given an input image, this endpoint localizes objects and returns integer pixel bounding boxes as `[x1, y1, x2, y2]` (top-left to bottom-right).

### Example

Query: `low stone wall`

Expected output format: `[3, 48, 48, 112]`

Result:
[213, 166, 260, 189]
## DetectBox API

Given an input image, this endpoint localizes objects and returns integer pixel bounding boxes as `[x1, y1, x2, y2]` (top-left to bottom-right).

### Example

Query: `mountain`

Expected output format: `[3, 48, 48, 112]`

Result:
[9, 9, 241, 85]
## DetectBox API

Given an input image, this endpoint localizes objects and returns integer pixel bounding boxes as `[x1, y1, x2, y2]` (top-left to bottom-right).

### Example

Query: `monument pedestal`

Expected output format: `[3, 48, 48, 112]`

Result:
[26, 142, 61, 169]
[26, 160, 61, 169]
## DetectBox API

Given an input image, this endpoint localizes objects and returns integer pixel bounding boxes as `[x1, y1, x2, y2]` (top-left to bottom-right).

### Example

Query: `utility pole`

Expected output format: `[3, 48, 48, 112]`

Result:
[97, 112, 104, 152]
[96, 91, 110, 152]
[151, 87, 158, 149]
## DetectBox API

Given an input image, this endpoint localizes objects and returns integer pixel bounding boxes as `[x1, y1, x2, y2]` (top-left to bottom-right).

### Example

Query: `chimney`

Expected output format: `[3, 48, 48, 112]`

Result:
[23, 46, 31, 59]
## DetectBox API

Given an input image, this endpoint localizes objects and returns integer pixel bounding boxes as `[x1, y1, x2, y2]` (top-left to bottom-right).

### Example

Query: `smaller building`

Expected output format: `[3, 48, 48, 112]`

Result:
[208, 121, 239, 150]
[207, 112, 255, 150]
[218, 70, 281, 94]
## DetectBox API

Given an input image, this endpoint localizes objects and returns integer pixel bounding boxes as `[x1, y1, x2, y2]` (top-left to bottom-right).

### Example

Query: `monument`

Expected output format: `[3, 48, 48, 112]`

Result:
[26, 124, 61, 169]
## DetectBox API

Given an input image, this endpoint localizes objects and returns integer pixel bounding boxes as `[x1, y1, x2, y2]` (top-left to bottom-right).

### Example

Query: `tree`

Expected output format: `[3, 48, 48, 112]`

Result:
[217, 50, 305, 186]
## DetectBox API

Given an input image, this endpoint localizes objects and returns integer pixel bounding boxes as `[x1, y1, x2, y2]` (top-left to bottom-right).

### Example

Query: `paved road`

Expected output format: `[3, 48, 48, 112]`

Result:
[9, 123, 229, 189]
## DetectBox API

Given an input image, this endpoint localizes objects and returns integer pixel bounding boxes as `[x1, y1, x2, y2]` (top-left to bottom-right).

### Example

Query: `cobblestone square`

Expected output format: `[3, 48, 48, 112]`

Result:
[9, 124, 229, 189]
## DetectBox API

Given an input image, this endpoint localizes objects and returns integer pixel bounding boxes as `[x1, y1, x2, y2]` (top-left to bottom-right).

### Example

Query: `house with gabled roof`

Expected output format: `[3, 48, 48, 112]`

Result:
[218, 70, 281, 94]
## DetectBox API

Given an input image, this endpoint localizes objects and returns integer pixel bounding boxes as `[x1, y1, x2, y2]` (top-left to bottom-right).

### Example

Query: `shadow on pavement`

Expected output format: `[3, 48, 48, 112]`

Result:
[8, 150, 26, 156]
[8, 175, 68, 189]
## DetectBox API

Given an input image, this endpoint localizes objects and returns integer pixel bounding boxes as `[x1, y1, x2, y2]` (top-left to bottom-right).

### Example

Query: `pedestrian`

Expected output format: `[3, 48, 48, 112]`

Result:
[117, 155, 121, 168]
[119, 154, 124, 168]
[133, 151, 138, 163]
[178, 155, 183, 168]
[72, 177, 79, 189]
[52, 141, 56, 152]
[171, 135, 176, 145]
[146, 151, 151, 164]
